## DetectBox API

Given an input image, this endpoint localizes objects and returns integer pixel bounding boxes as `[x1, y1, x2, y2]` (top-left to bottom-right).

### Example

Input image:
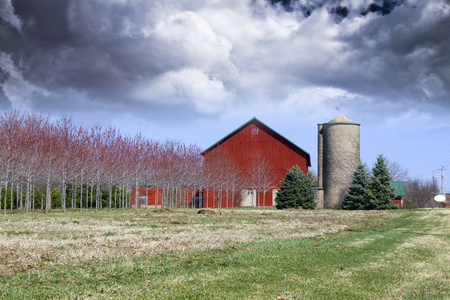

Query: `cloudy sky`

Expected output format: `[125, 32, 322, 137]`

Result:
[1, 0, 450, 189]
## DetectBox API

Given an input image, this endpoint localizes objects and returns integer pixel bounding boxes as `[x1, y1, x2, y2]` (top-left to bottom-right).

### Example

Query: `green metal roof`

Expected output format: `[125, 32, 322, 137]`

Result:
[390, 181, 405, 197]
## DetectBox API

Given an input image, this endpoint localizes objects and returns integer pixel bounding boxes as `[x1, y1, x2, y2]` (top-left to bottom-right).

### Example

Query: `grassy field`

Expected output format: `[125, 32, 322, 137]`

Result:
[0, 208, 448, 299]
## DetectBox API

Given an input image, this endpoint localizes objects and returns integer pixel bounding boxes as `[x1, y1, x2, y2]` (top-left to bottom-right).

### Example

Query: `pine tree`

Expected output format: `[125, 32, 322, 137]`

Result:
[342, 162, 375, 210]
[275, 166, 316, 209]
[370, 154, 397, 210]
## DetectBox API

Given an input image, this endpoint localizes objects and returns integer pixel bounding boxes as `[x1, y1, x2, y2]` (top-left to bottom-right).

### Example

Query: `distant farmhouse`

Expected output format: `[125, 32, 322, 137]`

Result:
[390, 181, 405, 207]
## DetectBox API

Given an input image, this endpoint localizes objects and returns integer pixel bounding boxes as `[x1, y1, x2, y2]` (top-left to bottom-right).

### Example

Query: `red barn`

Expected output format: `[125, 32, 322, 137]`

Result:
[390, 181, 405, 208]
[130, 117, 311, 209]
[201, 117, 311, 207]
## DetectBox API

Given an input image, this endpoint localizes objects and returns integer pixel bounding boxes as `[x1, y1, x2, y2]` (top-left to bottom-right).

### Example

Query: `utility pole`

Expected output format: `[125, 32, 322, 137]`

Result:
[437, 166, 447, 195]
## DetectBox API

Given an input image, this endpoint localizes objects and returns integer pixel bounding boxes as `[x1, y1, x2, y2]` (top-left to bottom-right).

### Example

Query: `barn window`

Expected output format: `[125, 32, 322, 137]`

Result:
[251, 128, 258, 135]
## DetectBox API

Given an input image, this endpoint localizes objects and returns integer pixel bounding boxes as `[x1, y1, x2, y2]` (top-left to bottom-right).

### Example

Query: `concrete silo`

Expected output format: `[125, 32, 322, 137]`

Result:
[317, 115, 360, 209]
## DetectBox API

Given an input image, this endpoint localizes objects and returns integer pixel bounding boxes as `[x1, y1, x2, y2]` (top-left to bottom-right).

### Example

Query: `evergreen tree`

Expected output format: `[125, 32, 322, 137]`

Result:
[370, 154, 397, 210]
[342, 162, 375, 210]
[275, 166, 316, 209]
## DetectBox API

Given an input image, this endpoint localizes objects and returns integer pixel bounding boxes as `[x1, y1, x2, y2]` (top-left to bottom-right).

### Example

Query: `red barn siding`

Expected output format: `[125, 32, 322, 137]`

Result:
[201, 118, 310, 208]
[391, 196, 402, 207]
[131, 187, 200, 208]
[130, 187, 162, 207]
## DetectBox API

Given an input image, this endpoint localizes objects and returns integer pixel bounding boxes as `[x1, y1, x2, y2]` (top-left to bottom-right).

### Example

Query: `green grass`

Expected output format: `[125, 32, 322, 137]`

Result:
[0, 209, 449, 299]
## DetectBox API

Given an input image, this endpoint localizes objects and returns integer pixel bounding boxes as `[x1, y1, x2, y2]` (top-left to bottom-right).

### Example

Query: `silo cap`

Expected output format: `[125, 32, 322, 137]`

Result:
[327, 115, 359, 124]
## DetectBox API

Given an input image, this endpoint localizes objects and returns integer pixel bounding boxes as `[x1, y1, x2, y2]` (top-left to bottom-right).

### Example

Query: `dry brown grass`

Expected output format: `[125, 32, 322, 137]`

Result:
[0, 208, 391, 274]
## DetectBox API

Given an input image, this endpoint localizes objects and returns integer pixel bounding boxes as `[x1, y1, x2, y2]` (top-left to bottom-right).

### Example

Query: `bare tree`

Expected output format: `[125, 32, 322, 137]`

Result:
[20, 114, 49, 212]
[226, 161, 246, 207]
[387, 159, 409, 181]
[203, 147, 230, 208]
[404, 179, 439, 208]
[248, 153, 277, 207]
[55, 116, 83, 212]
[0, 111, 25, 213]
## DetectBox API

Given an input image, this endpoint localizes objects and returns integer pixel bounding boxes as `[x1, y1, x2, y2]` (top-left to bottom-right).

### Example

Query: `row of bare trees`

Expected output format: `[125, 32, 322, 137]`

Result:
[404, 179, 440, 208]
[0, 111, 280, 213]
[0, 111, 206, 213]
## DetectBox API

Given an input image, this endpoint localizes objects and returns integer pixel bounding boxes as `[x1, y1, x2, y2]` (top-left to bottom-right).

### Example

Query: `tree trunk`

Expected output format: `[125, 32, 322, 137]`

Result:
[95, 183, 99, 211]
[72, 182, 76, 209]
[3, 181, 7, 214]
[96, 183, 101, 211]
[32, 184, 35, 211]
[126, 184, 129, 208]
[45, 175, 51, 213]
[99, 183, 102, 209]
[80, 171, 83, 212]
[161, 186, 165, 208]
[25, 179, 30, 213]
[135, 179, 138, 210]
[61, 170, 66, 213]
[114, 185, 117, 209]
[41, 191, 44, 210]
[11, 183, 14, 211]
[175, 187, 178, 208]
[17, 183, 20, 210]
[86, 183, 88, 209]
[109, 181, 112, 210]
[122, 185, 124, 209]
[145, 186, 148, 209]
[21, 184, 23, 210]
[90, 184, 93, 209]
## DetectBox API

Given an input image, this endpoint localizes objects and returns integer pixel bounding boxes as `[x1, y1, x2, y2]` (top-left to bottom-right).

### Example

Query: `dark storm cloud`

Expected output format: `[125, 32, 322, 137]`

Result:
[266, 0, 450, 111]
[361, 0, 404, 16]
[269, 0, 404, 18]
[11, 0, 74, 44]
[344, 3, 450, 105]
[0, 0, 449, 124]
[4, 1, 160, 91]
[0, 0, 237, 121]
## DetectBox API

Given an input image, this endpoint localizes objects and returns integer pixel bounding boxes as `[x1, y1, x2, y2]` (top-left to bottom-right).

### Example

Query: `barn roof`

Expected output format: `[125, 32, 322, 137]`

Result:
[390, 181, 405, 197]
[201, 117, 311, 167]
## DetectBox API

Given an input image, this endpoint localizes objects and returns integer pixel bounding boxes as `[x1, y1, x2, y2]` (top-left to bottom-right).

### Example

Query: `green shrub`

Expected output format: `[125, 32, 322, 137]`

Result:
[275, 166, 316, 209]
[342, 162, 375, 210]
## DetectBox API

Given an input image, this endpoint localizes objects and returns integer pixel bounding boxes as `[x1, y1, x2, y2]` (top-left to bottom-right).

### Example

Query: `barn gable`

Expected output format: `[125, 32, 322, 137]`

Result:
[202, 117, 311, 168]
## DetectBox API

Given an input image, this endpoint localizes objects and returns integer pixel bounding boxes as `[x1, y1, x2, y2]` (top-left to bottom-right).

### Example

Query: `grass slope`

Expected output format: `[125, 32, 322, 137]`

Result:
[0, 209, 449, 299]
